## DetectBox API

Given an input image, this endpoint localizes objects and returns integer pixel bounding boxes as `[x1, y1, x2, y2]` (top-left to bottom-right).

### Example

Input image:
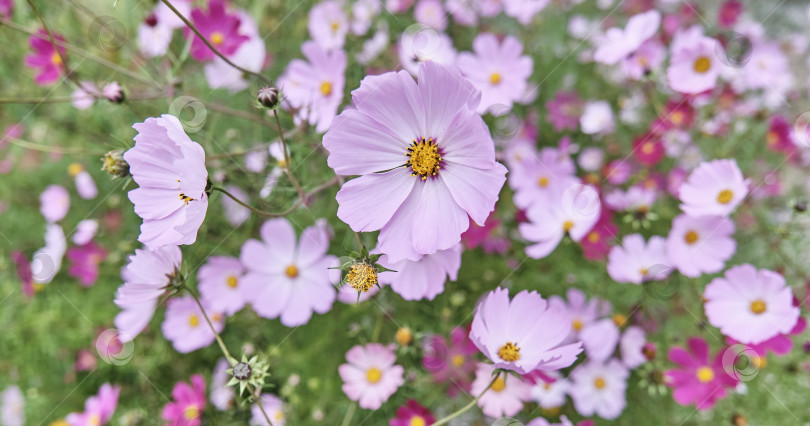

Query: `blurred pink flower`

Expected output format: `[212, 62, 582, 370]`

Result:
[548, 288, 611, 344]
[512, 148, 579, 211]
[718, 1, 743, 28]
[11, 251, 35, 298]
[632, 133, 665, 166]
[766, 116, 799, 159]
[414, 0, 446, 31]
[594, 10, 660, 65]
[67, 241, 107, 287]
[580, 209, 617, 260]
[198, 256, 248, 316]
[620, 326, 647, 369]
[666, 214, 735, 278]
[422, 326, 478, 396]
[390, 399, 434, 426]
[667, 29, 721, 94]
[251, 394, 285, 425]
[679, 159, 748, 217]
[40, 184, 70, 223]
[66, 383, 120, 426]
[461, 213, 510, 254]
[0, 0, 12, 19]
[546, 91, 583, 132]
[162, 374, 206, 426]
[186, 0, 248, 61]
[664, 337, 737, 410]
[339, 343, 404, 410]
[458, 33, 532, 114]
[308, 0, 348, 50]
[569, 359, 629, 420]
[607, 234, 669, 284]
[162, 295, 224, 353]
[377, 243, 462, 301]
[471, 362, 531, 417]
[24, 29, 66, 85]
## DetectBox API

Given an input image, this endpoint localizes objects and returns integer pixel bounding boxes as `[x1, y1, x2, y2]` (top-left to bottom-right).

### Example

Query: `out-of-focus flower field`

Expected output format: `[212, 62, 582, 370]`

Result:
[2, 0, 810, 425]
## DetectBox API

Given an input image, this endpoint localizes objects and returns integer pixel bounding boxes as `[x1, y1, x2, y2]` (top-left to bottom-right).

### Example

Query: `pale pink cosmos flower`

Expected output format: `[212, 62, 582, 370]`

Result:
[398, 29, 457, 76]
[519, 184, 601, 259]
[503, 0, 549, 25]
[278, 41, 346, 133]
[250, 394, 285, 425]
[414, 0, 447, 32]
[569, 359, 629, 420]
[73, 167, 98, 200]
[457, 33, 533, 114]
[579, 101, 614, 135]
[162, 374, 206, 426]
[65, 383, 120, 426]
[1, 385, 24, 426]
[40, 184, 70, 223]
[377, 243, 462, 301]
[679, 159, 748, 217]
[126, 115, 208, 248]
[594, 10, 660, 65]
[471, 362, 531, 418]
[704, 264, 800, 345]
[137, 14, 173, 58]
[619, 326, 647, 369]
[308, 0, 348, 50]
[198, 256, 247, 316]
[240, 218, 337, 327]
[210, 358, 233, 411]
[470, 287, 583, 374]
[221, 185, 250, 227]
[667, 28, 722, 94]
[607, 234, 669, 284]
[666, 214, 735, 278]
[548, 288, 612, 344]
[186, 0, 248, 62]
[604, 186, 657, 214]
[72, 219, 98, 245]
[580, 319, 619, 363]
[530, 370, 569, 409]
[339, 343, 404, 410]
[447, 0, 478, 26]
[114, 246, 182, 342]
[351, 0, 381, 35]
[621, 39, 666, 80]
[323, 61, 507, 263]
[511, 150, 580, 210]
[72, 81, 98, 110]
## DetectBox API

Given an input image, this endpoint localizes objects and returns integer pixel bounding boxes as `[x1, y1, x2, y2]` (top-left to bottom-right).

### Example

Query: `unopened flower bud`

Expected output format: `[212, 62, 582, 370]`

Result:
[258, 86, 279, 109]
[101, 149, 130, 178]
[103, 82, 125, 104]
[233, 361, 251, 380]
[794, 200, 807, 213]
[395, 327, 412, 346]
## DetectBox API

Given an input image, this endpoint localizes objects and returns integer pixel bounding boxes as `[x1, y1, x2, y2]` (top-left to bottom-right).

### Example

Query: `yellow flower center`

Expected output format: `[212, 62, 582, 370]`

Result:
[641, 142, 655, 155]
[752, 355, 767, 368]
[563, 220, 574, 232]
[275, 411, 285, 421]
[88, 414, 100, 426]
[226, 275, 238, 288]
[68, 163, 83, 176]
[498, 342, 521, 362]
[285, 265, 299, 278]
[639, 267, 649, 277]
[405, 137, 442, 180]
[684, 230, 699, 245]
[587, 231, 600, 243]
[491, 377, 506, 392]
[346, 262, 378, 293]
[693, 56, 711, 73]
[537, 176, 549, 187]
[410, 416, 427, 426]
[594, 377, 606, 389]
[320, 81, 332, 96]
[366, 367, 382, 383]
[671, 110, 684, 125]
[184, 405, 200, 420]
[612, 313, 627, 327]
[451, 354, 465, 367]
[330, 21, 340, 33]
[766, 131, 779, 147]
[395, 327, 412, 346]
[572, 319, 583, 331]
[210, 31, 224, 46]
[51, 52, 62, 65]
[696, 366, 714, 383]
[750, 299, 766, 314]
[717, 189, 734, 204]
[188, 314, 199, 327]
[490, 72, 502, 85]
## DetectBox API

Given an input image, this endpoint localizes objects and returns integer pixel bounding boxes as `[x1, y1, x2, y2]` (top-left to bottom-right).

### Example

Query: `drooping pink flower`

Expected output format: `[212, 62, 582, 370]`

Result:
[67, 241, 107, 287]
[666, 214, 735, 278]
[546, 91, 583, 132]
[240, 218, 337, 327]
[470, 287, 583, 374]
[704, 264, 800, 345]
[113, 246, 182, 342]
[422, 326, 478, 396]
[471, 362, 531, 418]
[390, 399, 435, 426]
[40, 184, 70, 223]
[664, 337, 737, 410]
[186, 0, 248, 61]
[198, 256, 248, 316]
[594, 10, 660, 65]
[607, 234, 670, 284]
[339, 343, 404, 410]
[126, 115, 208, 248]
[162, 295, 224, 353]
[457, 33, 533, 114]
[323, 61, 507, 263]
[667, 29, 721, 94]
[377, 243, 462, 301]
[278, 41, 346, 133]
[162, 374, 206, 426]
[65, 383, 120, 426]
[679, 159, 748, 217]
[569, 359, 629, 420]
[24, 30, 66, 85]
[308, 0, 348, 50]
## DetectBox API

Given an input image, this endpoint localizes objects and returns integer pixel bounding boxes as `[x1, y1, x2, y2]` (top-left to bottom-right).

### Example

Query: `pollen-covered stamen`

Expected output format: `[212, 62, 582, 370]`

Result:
[405, 137, 442, 180]
[179, 193, 195, 205]
[498, 342, 521, 362]
[210, 31, 224, 46]
[346, 262, 378, 293]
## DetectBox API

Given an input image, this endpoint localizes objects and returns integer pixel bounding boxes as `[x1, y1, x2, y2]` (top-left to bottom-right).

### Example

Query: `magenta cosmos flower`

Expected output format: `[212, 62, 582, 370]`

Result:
[666, 214, 735, 278]
[569, 359, 629, 420]
[67, 241, 107, 287]
[65, 383, 120, 426]
[25, 30, 66, 85]
[162, 374, 206, 426]
[422, 326, 478, 396]
[457, 33, 533, 114]
[323, 61, 507, 263]
[390, 399, 435, 426]
[679, 159, 748, 217]
[240, 218, 337, 327]
[198, 256, 247, 316]
[126, 115, 208, 248]
[339, 343, 405, 410]
[704, 264, 800, 345]
[664, 337, 737, 410]
[607, 234, 670, 284]
[471, 362, 531, 418]
[162, 295, 224, 353]
[377, 243, 462, 301]
[186, 0, 248, 61]
[593, 10, 660, 65]
[470, 287, 583, 374]
[114, 246, 182, 342]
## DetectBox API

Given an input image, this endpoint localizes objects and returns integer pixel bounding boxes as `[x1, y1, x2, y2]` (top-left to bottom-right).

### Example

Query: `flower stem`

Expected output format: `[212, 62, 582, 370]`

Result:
[212, 186, 304, 217]
[272, 110, 306, 200]
[432, 371, 502, 426]
[340, 403, 356, 426]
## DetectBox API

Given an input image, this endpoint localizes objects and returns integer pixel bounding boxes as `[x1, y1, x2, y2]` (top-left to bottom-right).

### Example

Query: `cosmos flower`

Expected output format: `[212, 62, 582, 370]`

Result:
[667, 28, 721, 94]
[126, 115, 208, 249]
[511, 149, 579, 210]
[114, 245, 182, 342]
[67, 241, 107, 287]
[607, 234, 670, 284]
[569, 359, 629, 420]
[323, 61, 507, 263]
[470, 287, 583, 374]
[162, 295, 224, 353]
[377, 243, 462, 301]
[210, 358, 233, 411]
[546, 91, 583, 132]
[31, 223, 67, 286]
[339, 343, 404, 410]
[65, 383, 120, 426]
[398, 28, 457, 76]
[530, 370, 569, 409]
[471, 362, 531, 418]
[503, 0, 549, 25]
[664, 337, 737, 410]
[679, 159, 748, 217]
[278, 41, 346, 133]
[579, 101, 615, 135]
[422, 326, 478, 396]
[390, 399, 435, 426]
[250, 394, 286, 426]
[579, 209, 617, 261]
[548, 288, 612, 344]
[350, 0, 381, 35]
[240, 218, 337, 327]
[204, 10, 266, 93]
[766, 115, 799, 158]
[186, 0, 248, 61]
[632, 133, 665, 166]
[137, 14, 173, 58]
[619, 326, 647, 369]
[69, 163, 98, 200]
[221, 185, 250, 226]
[621, 40, 666, 80]
[162, 374, 206, 426]
[24, 30, 66, 85]
[40, 184, 70, 223]
[0, 0, 12, 19]
[704, 264, 800, 345]
[666, 214, 735, 278]
[1, 386, 24, 426]
[579, 319, 620, 363]
[414, 0, 446, 31]
[198, 256, 248, 316]
[308, 0, 348, 50]
[594, 10, 660, 65]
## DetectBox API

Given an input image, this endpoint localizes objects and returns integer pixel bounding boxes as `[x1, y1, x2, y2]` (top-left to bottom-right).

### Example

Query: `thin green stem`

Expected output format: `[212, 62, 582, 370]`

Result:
[272, 110, 305, 200]
[432, 371, 502, 426]
[340, 403, 356, 426]
[212, 186, 304, 217]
